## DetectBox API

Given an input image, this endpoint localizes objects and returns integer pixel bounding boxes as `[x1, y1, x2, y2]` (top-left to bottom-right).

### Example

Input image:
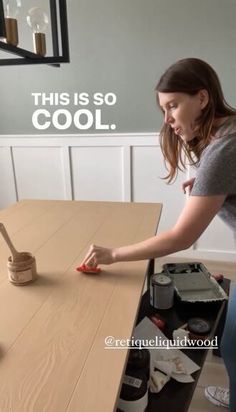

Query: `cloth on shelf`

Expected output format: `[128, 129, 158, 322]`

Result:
[133, 317, 200, 393]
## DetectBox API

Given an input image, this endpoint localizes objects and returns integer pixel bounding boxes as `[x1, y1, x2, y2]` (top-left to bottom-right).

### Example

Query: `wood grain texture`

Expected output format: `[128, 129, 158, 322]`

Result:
[0, 200, 161, 412]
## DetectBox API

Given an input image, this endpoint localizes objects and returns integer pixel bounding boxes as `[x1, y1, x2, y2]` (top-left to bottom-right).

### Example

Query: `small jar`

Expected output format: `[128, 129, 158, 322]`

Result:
[7, 252, 37, 285]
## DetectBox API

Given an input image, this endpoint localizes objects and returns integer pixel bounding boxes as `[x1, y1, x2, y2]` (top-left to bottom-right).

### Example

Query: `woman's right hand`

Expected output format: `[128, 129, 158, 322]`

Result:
[81, 244, 116, 267]
[182, 177, 195, 194]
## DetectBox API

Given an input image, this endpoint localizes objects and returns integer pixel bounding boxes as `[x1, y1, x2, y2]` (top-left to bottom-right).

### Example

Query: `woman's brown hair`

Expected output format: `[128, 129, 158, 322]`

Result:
[155, 58, 236, 183]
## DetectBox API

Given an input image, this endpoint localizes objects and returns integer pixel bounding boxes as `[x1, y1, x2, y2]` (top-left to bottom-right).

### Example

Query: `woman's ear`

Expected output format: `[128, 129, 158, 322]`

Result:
[198, 89, 209, 109]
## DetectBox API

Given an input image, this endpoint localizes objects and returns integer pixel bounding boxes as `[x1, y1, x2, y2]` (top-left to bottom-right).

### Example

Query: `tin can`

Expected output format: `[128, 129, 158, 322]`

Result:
[150, 272, 174, 309]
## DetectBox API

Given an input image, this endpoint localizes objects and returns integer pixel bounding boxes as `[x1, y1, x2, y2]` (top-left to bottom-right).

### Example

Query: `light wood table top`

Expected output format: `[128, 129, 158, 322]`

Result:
[0, 199, 162, 412]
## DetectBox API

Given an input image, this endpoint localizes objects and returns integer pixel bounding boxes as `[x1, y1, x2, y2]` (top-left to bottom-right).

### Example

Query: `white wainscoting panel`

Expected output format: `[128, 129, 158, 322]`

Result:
[0, 133, 235, 262]
[131, 146, 186, 231]
[12, 146, 66, 201]
[0, 147, 17, 206]
[71, 146, 123, 201]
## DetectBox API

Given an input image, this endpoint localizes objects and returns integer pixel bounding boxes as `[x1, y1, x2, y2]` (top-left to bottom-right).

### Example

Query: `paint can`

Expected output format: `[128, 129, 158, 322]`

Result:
[150, 272, 174, 309]
[7, 252, 37, 285]
[187, 317, 211, 340]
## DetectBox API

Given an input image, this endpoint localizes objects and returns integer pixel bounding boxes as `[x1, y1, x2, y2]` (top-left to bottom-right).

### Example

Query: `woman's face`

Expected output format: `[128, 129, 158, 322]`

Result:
[158, 91, 208, 142]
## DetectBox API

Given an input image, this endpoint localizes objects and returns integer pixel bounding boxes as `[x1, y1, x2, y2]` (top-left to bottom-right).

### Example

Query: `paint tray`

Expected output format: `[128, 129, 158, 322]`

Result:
[163, 262, 228, 303]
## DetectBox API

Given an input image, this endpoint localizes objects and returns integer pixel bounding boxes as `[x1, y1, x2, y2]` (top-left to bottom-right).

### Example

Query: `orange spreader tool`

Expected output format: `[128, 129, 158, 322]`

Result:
[76, 264, 101, 274]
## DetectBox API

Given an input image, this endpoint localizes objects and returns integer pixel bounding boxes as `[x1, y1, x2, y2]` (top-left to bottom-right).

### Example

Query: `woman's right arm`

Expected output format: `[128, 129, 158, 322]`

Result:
[81, 193, 226, 267]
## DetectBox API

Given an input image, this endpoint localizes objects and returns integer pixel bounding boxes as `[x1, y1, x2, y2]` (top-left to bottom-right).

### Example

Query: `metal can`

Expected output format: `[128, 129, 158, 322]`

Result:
[150, 272, 174, 309]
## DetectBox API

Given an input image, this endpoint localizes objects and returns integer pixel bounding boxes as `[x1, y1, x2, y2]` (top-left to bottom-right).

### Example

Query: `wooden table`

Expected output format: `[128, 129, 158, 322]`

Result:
[0, 199, 162, 412]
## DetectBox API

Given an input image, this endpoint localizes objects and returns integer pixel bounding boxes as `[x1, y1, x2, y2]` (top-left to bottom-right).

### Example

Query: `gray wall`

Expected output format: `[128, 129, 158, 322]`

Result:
[0, 0, 236, 134]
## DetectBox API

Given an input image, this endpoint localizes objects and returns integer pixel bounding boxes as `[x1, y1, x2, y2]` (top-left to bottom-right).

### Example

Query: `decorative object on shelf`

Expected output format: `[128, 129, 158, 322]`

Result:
[0, 0, 69, 67]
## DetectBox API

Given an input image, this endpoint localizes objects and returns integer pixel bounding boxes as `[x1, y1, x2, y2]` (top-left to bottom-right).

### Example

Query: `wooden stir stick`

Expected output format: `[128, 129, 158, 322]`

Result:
[0, 223, 23, 262]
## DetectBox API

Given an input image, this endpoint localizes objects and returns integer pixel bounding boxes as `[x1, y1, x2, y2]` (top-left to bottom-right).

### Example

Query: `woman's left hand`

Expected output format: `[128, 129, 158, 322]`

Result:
[182, 177, 195, 194]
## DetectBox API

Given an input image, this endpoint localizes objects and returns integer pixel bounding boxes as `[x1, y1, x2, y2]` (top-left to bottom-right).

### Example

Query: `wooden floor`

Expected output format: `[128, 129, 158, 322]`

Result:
[154, 257, 235, 412]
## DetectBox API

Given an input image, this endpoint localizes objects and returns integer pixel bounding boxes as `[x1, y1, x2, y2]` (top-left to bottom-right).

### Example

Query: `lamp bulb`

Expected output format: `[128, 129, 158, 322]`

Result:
[3, 0, 21, 18]
[27, 7, 49, 33]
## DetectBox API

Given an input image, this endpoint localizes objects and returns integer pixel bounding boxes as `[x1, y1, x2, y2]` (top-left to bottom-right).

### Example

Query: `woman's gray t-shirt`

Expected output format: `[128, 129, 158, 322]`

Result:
[191, 116, 236, 239]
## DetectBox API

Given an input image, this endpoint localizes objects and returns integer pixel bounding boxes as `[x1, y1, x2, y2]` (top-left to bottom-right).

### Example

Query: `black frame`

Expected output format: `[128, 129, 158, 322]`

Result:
[0, 0, 69, 67]
[0, 0, 5, 38]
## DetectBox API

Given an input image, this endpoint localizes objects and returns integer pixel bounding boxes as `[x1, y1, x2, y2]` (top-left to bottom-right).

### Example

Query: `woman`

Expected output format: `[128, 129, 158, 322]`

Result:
[82, 58, 236, 410]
